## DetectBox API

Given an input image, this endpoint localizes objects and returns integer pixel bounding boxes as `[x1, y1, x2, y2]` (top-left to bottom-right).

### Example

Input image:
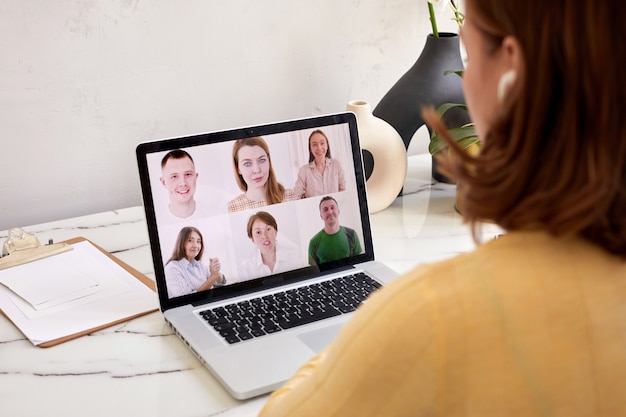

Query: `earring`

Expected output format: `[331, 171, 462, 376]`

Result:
[497, 69, 517, 103]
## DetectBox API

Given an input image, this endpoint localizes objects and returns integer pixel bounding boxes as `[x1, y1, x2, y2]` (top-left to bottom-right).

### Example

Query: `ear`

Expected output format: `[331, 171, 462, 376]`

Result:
[501, 35, 522, 73]
[160, 177, 166, 187]
[498, 36, 523, 102]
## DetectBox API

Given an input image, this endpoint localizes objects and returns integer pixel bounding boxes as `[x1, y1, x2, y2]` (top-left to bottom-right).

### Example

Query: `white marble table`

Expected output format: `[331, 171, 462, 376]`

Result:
[0, 154, 501, 417]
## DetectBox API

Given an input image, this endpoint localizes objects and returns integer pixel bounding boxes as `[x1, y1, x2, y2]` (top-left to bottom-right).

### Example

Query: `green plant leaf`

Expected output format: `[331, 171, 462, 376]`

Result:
[435, 102, 468, 116]
[429, 125, 478, 155]
[456, 136, 480, 150]
[443, 69, 464, 78]
[428, 100, 478, 155]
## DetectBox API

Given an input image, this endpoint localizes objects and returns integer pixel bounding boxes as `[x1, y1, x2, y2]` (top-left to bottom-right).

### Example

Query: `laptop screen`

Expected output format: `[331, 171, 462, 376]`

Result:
[136, 112, 374, 310]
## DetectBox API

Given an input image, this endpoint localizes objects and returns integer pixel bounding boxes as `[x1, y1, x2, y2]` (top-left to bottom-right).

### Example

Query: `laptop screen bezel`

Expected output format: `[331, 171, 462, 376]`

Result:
[136, 112, 375, 311]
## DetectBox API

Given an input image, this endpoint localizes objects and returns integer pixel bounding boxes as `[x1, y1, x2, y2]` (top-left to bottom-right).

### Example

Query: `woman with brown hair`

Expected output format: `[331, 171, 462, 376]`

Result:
[259, 0, 626, 415]
[164, 226, 225, 297]
[293, 129, 346, 198]
[227, 136, 298, 212]
[239, 211, 305, 281]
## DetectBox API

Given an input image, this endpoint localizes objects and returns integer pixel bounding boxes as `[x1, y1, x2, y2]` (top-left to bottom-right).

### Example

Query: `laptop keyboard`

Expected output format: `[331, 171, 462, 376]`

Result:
[199, 272, 382, 344]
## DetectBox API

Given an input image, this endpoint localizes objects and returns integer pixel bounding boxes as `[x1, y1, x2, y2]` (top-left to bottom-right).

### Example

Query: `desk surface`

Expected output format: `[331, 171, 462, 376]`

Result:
[0, 155, 500, 417]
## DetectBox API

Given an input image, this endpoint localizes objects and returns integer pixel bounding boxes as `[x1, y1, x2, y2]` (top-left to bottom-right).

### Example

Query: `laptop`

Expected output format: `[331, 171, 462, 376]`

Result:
[136, 112, 398, 399]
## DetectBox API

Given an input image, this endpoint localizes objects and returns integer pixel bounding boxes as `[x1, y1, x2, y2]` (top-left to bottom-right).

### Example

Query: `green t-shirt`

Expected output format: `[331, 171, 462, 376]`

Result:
[308, 226, 362, 265]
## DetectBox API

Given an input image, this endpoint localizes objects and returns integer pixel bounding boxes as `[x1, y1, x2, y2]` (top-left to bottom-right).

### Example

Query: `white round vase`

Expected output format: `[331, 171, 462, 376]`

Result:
[346, 100, 407, 213]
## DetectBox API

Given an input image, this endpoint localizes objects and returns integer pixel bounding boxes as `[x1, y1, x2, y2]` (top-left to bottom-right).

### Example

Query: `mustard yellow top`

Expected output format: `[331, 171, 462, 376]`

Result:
[259, 230, 626, 416]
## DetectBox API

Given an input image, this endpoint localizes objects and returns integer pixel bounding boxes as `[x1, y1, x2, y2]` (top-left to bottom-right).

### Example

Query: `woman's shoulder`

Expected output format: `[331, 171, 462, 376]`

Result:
[228, 194, 245, 204]
[378, 235, 514, 293]
[166, 257, 183, 266]
[406, 232, 537, 277]
[228, 194, 251, 212]
[400, 230, 621, 293]
[165, 257, 187, 271]
[282, 188, 300, 202]
[328, 157, 345, 172]
[300, 160, 315, 170]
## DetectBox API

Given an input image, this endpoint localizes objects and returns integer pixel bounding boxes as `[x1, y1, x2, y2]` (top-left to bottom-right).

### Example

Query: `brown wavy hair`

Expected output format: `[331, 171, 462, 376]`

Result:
[425, 0, 626, 257]
[166, 226, 204, 264]
[246, 211, 278, 239]
[232, 136, 286, 205]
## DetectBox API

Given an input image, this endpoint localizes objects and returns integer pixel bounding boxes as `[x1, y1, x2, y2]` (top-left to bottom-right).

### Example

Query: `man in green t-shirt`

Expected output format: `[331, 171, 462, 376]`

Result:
[308, 196, 362, 265]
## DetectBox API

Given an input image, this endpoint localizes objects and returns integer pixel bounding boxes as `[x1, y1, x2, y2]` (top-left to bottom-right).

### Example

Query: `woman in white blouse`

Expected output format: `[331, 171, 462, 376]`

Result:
[293, 129, 346, 198]
[164, 226, 226, 297]
[240, 211, 305, 281]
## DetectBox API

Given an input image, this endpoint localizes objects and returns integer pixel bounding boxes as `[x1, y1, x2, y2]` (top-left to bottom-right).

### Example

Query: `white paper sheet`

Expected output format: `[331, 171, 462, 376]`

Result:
[0, 247, 106, 310]
[0, 240, 158, 345]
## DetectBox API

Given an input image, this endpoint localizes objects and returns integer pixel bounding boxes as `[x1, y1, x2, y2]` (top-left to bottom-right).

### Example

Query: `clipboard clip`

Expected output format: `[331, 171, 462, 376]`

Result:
[0, 227, 73, 271]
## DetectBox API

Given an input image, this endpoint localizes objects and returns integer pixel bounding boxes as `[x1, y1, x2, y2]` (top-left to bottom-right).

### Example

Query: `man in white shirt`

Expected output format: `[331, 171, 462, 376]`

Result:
[159, 149, 211, 221]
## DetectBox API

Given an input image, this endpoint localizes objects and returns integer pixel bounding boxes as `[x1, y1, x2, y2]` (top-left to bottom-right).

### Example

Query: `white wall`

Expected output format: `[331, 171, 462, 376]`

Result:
[0, 0, 459, 230]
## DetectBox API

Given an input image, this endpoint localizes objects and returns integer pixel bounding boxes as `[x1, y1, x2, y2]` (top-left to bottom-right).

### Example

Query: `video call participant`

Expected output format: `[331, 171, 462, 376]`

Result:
[308, 196, 361, 265]
[228, 137, 299, 212]
[240, 211, 304, 280]
[159, 150, 211, 221]
[260, 0, 626, 415]
[293, 129, 346, 198]
[164, 226, 226, 298]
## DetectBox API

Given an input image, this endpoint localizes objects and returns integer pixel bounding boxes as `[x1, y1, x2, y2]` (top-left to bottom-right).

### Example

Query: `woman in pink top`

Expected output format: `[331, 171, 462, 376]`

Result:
[293, 129, 346, 198]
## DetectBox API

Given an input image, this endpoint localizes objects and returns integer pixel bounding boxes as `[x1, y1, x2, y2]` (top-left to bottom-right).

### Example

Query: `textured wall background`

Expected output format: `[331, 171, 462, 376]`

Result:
[0, 0, 459, 230]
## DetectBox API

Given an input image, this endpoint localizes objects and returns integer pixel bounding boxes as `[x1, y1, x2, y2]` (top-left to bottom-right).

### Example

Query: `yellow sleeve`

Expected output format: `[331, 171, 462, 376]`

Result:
[261, 233, 626, 415]
[258, 267, 444, 416]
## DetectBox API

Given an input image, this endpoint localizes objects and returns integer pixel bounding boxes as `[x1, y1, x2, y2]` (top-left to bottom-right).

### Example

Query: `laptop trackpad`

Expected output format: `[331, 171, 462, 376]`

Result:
[297, 323, 343, 353]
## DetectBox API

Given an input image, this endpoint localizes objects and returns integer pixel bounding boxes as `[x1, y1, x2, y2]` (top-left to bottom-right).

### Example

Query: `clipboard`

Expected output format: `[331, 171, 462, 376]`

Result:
[0, 233, 158, 348]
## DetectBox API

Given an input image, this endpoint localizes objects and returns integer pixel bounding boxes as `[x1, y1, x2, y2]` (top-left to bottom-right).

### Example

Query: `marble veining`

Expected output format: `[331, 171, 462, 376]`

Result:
[0, 154, 501, 417]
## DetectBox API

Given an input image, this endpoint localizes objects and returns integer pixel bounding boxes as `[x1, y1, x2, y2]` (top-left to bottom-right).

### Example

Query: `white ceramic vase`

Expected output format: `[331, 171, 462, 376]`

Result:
[346, 100, 407, 213]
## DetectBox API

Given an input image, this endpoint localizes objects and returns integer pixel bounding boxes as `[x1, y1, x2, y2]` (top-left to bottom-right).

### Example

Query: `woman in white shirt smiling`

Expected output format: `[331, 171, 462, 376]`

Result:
[293, 130, 346, 198]
[240, 211, 305, 281]
[164, 226, 226, 297]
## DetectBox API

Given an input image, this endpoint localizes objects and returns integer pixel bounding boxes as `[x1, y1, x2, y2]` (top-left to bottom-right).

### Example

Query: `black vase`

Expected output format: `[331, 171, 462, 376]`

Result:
[373, 33, 469, 183]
